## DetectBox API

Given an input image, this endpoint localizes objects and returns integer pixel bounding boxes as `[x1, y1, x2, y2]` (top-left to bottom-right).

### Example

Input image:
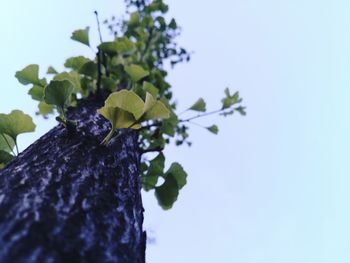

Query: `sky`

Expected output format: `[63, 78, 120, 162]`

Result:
[1, 0, 350, 262]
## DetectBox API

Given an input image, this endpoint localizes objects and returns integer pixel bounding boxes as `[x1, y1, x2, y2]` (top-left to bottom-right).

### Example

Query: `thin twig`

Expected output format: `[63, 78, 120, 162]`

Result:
[94, 11, 103, 43]
[179, 108, 223, 123]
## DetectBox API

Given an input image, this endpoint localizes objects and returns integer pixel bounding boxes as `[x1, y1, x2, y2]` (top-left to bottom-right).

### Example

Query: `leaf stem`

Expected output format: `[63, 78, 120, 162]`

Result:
[15, 140, 19, 156]
[179, 108, 223, 123]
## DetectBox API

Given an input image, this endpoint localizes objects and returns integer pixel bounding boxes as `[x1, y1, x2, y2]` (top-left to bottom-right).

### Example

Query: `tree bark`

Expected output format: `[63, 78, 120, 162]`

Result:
[0, 97, 146, 263]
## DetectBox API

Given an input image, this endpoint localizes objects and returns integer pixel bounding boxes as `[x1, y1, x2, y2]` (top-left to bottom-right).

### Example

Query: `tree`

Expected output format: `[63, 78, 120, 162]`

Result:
[0, 0, 245, 262]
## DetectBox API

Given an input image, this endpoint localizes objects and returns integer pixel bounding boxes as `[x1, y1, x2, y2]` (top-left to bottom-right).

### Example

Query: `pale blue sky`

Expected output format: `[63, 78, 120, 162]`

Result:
[1, 1, 350, 262]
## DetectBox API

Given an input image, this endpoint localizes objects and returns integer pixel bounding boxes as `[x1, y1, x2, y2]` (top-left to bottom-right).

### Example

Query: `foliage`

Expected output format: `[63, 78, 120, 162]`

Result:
[0, 0, 245, 210]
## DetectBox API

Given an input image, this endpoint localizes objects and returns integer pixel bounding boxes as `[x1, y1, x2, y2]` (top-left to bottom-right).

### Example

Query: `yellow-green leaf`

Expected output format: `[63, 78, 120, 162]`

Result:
[143, 93, 170, 120]
[28, 85, 44, 101]
[47, 66, 58, 74]
[125, 64, 149, 82]
[37, 101, 54, 117]
[54, 72, 81, 93]
[0, 110, 36, 142]
[207, 125, 219, 134]
[104, 90, 145, 119]
[99, 37, 135, 54]
[15, 64, 43, 86]
[143, 81, 158, 97]
[98, 106, 141, 129]
[71, 27, 90, 46]
[189, 98, 206, 112]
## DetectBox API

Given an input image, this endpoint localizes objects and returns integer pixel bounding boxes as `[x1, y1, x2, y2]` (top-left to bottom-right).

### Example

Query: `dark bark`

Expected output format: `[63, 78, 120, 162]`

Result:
[0, 97, 146, 263]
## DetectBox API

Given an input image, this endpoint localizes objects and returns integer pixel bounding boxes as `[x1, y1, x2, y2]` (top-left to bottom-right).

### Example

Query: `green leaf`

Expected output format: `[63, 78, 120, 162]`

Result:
[37, 101, 54, 117]
[155, 175, 179, 210]
[221, 88, 242, 109]
[0, 134, 15, 153]
[79, 61, 98, 79]
[164, 162, 187, 189]
[101, 77, 117, 91]
[0, 110, 36, 142]
[44, 80, 74, 109]
[99, 37, 136, 54]
[104, 90, 145, 120]
[98, 106, 140, 129]
[143, 81, 158, 97]
[169, 18, 177, 29]
[54, 72, 81, 93]
[0, 150, 13, 167]
[47, 66, 58, 74]
[71, 27, 90, 46]
[236, 106, 247, 116]
[141, 153, 165, 191]
[64, 56, 90, 71]
[143, 93, 170, 120]
[15, 64, 43, 86]
[125, 64, 149, 82]
[189, 98, 206, 112]
[28, 85, 44, 101]
[148, 153, 165, 175]
[207, 125, 219, 134]
[141, 174, 159, 192]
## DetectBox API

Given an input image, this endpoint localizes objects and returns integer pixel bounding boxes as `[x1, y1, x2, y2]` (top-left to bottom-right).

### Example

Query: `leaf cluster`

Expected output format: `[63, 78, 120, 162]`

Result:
[1, 0, 246, 210]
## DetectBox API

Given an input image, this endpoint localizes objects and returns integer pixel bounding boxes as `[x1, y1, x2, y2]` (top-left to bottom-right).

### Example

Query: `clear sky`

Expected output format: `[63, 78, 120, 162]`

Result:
[1, 1, 350, 262]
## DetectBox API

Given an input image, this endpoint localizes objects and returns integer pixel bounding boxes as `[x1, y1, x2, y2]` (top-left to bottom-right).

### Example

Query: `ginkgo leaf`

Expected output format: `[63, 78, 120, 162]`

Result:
[0, 150, 13, 167]
[221, 88, 241, 109]
[44, 80, 74, 109]
[0, 134, 15, 153]
[164, 162, 187, 189]
[155, 174, 179, 210]
[0, 110, 36, 142]
[98, 106, 141, 145]
[125, 64, 149, 82]
[189, 98, 206, 112]
[98, 106, 140, 129]
[15, 64, 44, 86]
[71, 27, 90, 46]
[37, 101, 54, 117]
[104, 90, 145, 119]
[54, 72, 81, 93]
[47, 66, 58, 74]
[99, 37, 136, 54]
[79, 61, 98, 78]
[143, 93, 170, 120]
[28, 85, 44, 101]
[143, 81, 158, 97]
[206, 125, 219, 134]
[64, 56, 90, 71]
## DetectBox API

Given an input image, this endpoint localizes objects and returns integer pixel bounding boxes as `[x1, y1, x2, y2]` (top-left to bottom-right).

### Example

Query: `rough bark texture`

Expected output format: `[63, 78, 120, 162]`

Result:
[0, 97, 146, 263]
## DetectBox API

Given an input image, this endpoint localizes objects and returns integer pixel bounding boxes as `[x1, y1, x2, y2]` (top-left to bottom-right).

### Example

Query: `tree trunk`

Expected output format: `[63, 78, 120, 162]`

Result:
[0, 97, 146, 263]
